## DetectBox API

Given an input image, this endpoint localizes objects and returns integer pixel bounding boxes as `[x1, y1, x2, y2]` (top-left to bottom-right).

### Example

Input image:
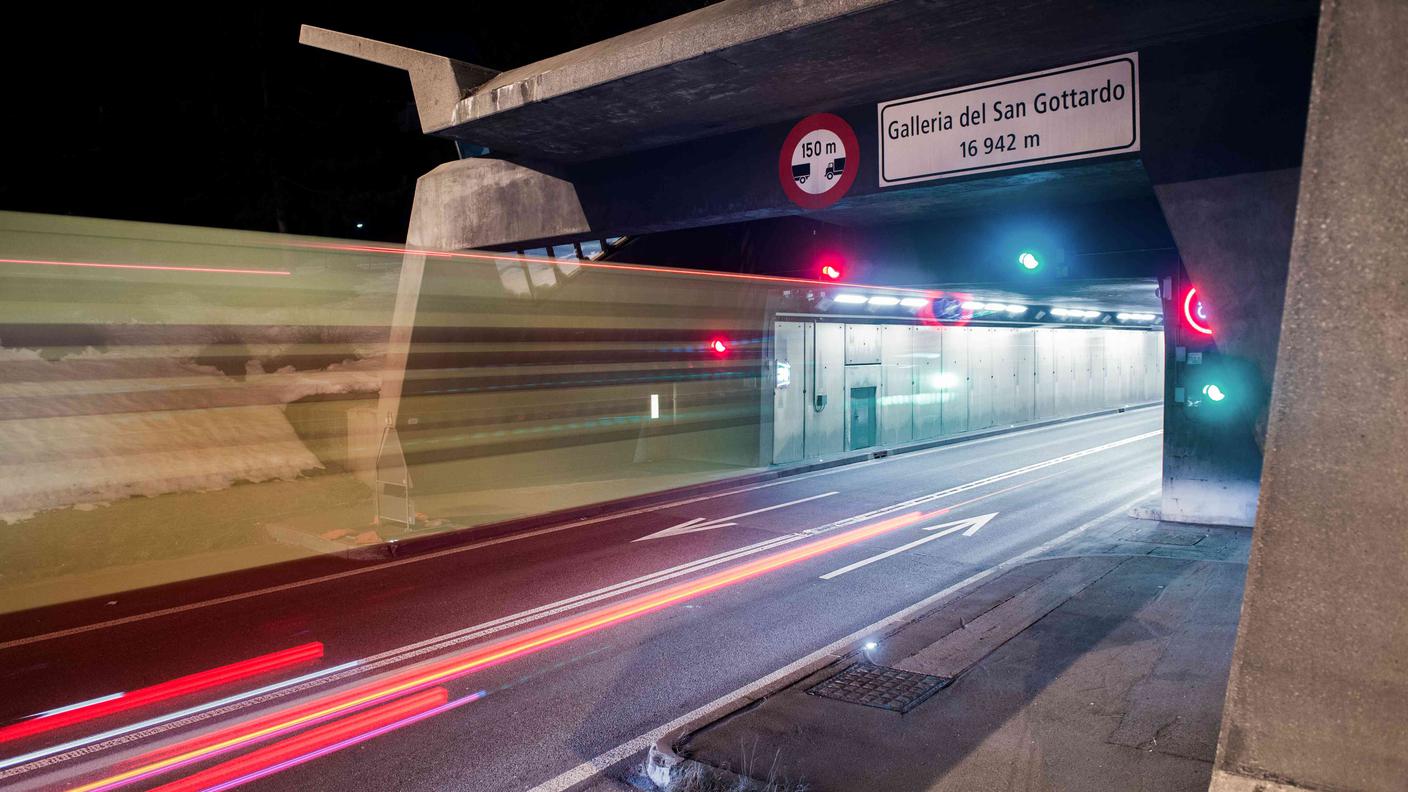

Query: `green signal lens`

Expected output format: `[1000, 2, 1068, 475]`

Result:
[1018, 251, 1040, 270]
[1202, 384, 1226, 402]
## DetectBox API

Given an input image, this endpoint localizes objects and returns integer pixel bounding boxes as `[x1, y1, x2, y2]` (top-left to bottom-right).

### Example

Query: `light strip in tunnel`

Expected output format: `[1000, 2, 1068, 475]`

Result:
[289, 241, 937, 296]
[0, 257, 291, 276]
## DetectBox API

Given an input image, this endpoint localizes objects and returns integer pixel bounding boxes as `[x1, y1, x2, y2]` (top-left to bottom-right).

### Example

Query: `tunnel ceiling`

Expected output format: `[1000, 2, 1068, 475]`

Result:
[916, 278, 1161, 314]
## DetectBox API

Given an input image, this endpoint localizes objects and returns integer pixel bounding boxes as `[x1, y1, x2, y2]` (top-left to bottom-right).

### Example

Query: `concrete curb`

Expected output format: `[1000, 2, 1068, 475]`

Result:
[643, 554, 1138, 791]
[376, 403, 1160, 560]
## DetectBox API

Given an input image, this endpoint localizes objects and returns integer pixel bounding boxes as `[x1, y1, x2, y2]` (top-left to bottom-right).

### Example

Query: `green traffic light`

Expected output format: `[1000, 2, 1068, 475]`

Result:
[1018, 251, 1040, 270]
[1202, 383, 1226, 402]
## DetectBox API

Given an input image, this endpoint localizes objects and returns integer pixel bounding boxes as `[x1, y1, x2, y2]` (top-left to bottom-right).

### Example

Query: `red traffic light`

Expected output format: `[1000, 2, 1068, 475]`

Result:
[1183, 288, 1213, 335]
[817, 253, 844, 281]
[710, 339, 729, 354]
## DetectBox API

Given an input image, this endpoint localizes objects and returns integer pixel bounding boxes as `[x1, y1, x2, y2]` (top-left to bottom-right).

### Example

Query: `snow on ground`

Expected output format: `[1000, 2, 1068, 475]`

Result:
[0, 345, 382, 522]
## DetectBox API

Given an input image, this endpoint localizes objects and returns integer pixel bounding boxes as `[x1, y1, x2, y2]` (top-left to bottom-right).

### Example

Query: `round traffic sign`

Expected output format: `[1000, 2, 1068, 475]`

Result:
[778, 113, 859, 210]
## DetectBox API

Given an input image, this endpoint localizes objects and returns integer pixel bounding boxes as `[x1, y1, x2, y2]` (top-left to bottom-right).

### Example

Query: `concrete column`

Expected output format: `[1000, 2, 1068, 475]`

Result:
[374, 157, 590, 431]
[1153, 168, 1300, 526]
[374, 197, 429, 434]
[1209, 1, 1408, 790]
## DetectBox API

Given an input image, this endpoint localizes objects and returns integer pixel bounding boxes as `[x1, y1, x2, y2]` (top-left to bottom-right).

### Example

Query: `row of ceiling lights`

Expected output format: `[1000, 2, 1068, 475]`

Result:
[1049, 307, 1102, 319]
[833, 293, 1030, 313]
[960, 300, 1029, 315]
[830, 292, 1161, 324]
[833, 293, 931, 308]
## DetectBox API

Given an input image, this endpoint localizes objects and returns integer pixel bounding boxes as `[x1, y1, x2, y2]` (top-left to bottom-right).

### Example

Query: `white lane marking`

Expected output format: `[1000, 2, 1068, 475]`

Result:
[26, 692, 125, 721]
[524, 483, 1159, 792]
[633, 492, 838, 541]
[818, 512, 999, 580]
[0, 414, 1160, 650]
[825, 430, 1160, 521]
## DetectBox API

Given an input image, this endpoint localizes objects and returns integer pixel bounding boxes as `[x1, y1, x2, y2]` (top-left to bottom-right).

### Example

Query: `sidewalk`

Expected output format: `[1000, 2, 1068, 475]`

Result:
[647, 510, 1250, 792]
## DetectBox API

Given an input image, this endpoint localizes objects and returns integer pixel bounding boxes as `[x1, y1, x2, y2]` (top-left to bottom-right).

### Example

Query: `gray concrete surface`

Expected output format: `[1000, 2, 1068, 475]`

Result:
[664, 516, 1250, 792]
[322, 0, 1312, 162]
[298, 26, 497, 134]
[0, 410, 1164, 791]
[1153, 169, 1301, 527]
[1209, 1, 1408, 790]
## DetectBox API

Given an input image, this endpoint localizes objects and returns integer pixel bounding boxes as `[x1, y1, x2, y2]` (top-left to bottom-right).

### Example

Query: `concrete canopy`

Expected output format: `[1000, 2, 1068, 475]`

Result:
[304, 0, 1313, 162]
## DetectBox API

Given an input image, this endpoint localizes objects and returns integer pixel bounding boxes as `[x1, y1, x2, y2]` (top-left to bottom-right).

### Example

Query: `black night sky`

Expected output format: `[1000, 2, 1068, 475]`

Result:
[2, 4, 713, 243]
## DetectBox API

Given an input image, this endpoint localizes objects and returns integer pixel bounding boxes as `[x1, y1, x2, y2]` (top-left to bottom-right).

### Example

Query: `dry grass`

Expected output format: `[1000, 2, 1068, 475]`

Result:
[665, 742, 809, 792]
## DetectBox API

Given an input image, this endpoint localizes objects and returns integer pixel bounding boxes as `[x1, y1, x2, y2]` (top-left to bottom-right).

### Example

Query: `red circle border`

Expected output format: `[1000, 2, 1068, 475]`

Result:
[778, 113, 860, 210]
[1184, 288, 1213, 335]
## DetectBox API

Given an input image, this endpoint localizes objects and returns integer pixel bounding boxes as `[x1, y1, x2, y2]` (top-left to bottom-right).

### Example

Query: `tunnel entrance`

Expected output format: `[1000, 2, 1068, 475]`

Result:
[771, 316, 1163, 465]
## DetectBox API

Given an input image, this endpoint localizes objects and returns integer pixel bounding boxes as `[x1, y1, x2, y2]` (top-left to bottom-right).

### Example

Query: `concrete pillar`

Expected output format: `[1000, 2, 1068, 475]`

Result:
[1209, 1, 1408, 789]
[373, 157, 589, 430]
[1153, 168, 1301, 526]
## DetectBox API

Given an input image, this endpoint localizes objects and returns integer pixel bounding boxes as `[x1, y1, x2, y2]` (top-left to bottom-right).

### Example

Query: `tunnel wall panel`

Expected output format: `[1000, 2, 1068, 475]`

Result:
[789, 322, 1161, 463]
[879, 325, 915, 447]
[942, 328, 971, 436]
[913, 326, 944, 441]
[805, 322, 846, 457]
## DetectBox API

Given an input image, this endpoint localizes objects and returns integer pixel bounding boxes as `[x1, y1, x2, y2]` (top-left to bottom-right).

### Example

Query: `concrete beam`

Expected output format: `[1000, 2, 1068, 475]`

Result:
[298, 25, 498, 134]
[410, 158, 589, 252]
[1210, 0, 1408, 789]
[426, 0, 1313, 160]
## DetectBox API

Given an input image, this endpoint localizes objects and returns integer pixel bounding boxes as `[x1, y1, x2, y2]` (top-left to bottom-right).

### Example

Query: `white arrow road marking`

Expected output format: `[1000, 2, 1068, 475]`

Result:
[526, 487, 1157, 792]
[633, 491, 839, 541]
[819, 512, 999, 580]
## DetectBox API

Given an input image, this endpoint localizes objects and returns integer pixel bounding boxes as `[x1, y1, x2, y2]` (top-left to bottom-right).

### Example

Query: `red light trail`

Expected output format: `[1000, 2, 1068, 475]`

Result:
[69, 510, 931, 791]
[191, 691, 485, 792]
[0, 643, 323, 745]
[146, 688, 453, 792]
[285, 240, 935, 297]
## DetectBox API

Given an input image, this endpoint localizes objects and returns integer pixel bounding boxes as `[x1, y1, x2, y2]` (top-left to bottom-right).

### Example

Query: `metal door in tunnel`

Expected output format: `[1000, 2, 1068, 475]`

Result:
[848, 386, 877, 450]
[845, 363, 882, 451]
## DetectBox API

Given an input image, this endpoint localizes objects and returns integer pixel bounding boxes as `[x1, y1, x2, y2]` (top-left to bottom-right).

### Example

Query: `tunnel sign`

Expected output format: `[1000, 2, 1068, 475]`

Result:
[779, 113, 859, 209]
[877, 54, 1139, 187]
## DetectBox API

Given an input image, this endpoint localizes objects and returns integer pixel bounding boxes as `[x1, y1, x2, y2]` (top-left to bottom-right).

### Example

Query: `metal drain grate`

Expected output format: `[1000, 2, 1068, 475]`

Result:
[806, 662, 951, 713]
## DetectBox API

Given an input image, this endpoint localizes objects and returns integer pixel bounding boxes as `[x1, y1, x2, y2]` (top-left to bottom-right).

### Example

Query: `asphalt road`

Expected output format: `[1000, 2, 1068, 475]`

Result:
[0, 407, 1163, 792]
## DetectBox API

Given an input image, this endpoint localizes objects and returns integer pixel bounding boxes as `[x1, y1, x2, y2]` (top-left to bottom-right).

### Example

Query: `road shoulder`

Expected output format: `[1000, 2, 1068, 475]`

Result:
[646, 511, 1249, 792]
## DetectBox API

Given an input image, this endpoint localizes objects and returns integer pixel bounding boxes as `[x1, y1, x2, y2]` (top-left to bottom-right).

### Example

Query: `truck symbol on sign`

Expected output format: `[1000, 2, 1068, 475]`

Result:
[792, 163, 811, 184]
[825, 157, 846, 180]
